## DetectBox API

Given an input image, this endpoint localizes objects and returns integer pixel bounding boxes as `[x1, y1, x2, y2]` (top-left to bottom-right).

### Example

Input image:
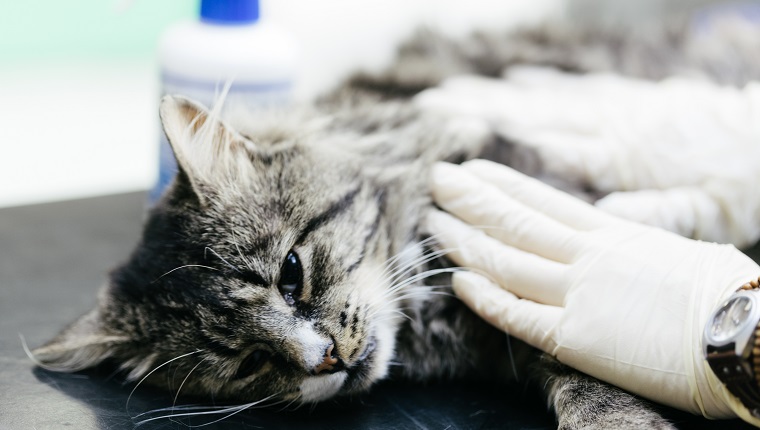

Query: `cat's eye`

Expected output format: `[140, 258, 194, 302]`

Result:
[235, 350, 271, 379]
[278, 250, 303, 305]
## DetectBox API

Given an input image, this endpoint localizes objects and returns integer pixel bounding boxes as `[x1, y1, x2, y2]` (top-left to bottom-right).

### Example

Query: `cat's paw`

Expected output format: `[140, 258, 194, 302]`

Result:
[540, 356, 675, 430]
[557, 411, 676, 430]
[551, 375, 676, 430]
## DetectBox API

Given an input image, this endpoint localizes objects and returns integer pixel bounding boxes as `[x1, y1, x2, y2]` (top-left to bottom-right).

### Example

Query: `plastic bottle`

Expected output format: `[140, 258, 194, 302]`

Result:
[151, 0, 298, 202]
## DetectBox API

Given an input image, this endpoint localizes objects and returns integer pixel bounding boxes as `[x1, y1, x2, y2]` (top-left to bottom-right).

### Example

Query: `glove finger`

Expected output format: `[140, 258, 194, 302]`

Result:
[461, 159, 619, 231]
[431, 163, 579, 263]
[452, 271, 560, 354]
[427, 210, 568, 306]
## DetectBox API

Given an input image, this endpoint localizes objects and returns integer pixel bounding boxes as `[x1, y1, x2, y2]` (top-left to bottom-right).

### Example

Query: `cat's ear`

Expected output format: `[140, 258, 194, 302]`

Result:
[31, 307, 129, 373]
[159, 95, 256, 201]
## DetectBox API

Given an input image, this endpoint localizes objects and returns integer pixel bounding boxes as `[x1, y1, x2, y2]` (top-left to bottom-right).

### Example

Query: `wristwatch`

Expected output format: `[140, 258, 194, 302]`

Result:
[704, 276, 760, 417]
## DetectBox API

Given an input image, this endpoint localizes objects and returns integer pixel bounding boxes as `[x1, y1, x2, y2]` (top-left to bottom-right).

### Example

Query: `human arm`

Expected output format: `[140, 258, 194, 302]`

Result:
[426, 160, 760, 425]
[416, 67, 760, 247]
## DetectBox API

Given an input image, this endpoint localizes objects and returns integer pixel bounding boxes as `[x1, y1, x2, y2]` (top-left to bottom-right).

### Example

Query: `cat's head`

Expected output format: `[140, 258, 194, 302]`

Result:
[32, 96, 419, 404]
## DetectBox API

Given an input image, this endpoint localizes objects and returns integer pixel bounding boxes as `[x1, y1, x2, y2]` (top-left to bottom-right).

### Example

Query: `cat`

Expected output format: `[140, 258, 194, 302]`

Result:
[31, 92, 673, 429]
[34, 16, 760, 429]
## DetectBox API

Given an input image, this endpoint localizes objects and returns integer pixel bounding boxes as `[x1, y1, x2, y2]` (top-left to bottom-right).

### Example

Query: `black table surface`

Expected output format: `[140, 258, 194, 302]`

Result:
[1, 192, 758, 429]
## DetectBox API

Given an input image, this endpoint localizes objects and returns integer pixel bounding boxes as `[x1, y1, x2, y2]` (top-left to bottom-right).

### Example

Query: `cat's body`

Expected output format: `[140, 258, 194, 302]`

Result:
[35, 18, 760, 429]
[31, 93, 672, 429]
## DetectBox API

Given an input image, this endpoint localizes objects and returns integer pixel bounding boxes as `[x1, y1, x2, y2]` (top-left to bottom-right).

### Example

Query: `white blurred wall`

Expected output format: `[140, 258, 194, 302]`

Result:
[0, 0, 562, 208]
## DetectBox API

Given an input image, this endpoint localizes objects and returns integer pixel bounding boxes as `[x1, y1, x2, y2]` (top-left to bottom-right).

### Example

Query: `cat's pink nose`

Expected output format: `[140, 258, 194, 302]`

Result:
[314, 343, 344, 375]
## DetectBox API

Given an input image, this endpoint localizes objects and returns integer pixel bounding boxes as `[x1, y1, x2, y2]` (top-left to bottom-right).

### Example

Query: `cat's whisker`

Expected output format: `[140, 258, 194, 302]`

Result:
[126, 350, 203, 417]
[133, 404, 237, 418]
[172, 357, 207, 412]
[257, 396, 292, 410]
[384, 267, 464, 298]
[378, 226, 504, 289]
[290, 398, 307, 412]
[379, 285, 436, 302]
[370, 276, 463, 327]
[370, 309, 415, 324]
[373, 245, 425, 282]
[381, 234, 443, 272]
[375, 236, 450, 284]
[134, 392, 280, 427]
[204, 247, 241, 274]
[388, 288, 447, 301]
[371, 294, 438, 318]
[229, 227, 255, 272]
[152, 265, 218, 284]
[276, 393, 303, 412]
[385, 246, 456, 287]
[504, 332, 520, 382]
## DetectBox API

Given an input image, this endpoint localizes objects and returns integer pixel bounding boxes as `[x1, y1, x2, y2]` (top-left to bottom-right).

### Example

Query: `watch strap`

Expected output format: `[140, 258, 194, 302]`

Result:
[708, 276, 760, 417]
[707, 347, 760, 416]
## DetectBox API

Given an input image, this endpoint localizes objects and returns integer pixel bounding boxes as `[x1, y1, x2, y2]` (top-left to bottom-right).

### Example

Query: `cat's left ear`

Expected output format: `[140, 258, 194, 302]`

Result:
[159, 95, 257, 201]
[31, 307, 129, 373]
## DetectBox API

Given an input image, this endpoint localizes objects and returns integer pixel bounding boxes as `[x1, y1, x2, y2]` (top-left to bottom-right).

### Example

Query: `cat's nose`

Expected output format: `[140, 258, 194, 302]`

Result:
[314, 343, 345, 375]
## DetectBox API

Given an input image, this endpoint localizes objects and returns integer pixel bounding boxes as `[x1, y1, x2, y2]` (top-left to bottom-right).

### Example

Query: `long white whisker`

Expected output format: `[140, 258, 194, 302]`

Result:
[126, 350, 203, 416]
[134, 392, 280, 427]
[172, 358, 207, 413]
[152, 265, 218, 283]
[204, 247, 241, 273]
[372, 311, 413, 324]
[357, 245, 455, 308]
[133, 404, 237, 418]
[385, 247, 458, 287]
[384, 247, 444, 284]
[370, 291, 452, 320]
[374, 236, 446, 283]
[387, 290, 455, 303]
[277, 394, 303, 412]
[229, 227, 254, 272]
[386, 234, 443, 267]
[368, 268, 463, 321]
[384, 267, 463, 297]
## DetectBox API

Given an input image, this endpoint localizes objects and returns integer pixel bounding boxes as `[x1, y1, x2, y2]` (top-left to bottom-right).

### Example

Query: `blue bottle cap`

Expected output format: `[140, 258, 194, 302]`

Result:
[201, 0, 259, 25]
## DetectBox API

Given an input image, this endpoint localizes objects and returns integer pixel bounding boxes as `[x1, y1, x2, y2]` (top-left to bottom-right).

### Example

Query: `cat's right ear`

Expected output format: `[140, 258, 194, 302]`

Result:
[159, 95, 256, 202]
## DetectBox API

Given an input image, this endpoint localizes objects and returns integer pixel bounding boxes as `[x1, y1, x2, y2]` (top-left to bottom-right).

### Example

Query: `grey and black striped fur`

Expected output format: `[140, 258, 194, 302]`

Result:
[36, 17, 760, 429]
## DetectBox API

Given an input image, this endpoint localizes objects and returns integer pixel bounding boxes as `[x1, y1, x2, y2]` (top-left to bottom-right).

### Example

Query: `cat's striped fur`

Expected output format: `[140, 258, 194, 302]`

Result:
[34, 17, 760, 428]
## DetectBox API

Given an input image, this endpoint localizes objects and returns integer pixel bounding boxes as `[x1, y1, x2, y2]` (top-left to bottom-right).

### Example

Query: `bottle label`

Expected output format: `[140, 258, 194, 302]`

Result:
[150, 73, 292, 203]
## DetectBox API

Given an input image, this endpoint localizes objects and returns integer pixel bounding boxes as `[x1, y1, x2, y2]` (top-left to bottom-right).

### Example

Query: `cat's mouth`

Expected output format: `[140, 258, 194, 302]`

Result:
[342, 334, 377, 386]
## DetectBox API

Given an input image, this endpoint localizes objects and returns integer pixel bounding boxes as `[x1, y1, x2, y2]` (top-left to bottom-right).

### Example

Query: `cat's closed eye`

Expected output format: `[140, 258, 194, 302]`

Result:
[278, 250, 303, 305]
[235, 350, 271, 379]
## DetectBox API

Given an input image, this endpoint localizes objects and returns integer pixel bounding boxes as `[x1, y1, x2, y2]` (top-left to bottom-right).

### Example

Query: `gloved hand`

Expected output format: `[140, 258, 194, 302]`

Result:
[416, 66, 760, 248]
[426, 160, 760, 424]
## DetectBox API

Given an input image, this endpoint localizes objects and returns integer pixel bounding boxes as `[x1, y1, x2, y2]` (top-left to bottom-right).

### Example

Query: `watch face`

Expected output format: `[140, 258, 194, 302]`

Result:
[709, 296, 753, 343]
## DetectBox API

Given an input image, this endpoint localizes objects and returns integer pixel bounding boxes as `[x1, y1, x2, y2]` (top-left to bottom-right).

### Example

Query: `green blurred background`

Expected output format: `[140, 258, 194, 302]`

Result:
[0, 0, 196, 63]
[0, 0, 565, 208]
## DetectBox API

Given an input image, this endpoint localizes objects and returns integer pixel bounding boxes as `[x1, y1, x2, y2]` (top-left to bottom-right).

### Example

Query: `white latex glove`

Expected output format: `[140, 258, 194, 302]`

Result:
[426, 160, 760, 424]
[416, 66, 760, 248]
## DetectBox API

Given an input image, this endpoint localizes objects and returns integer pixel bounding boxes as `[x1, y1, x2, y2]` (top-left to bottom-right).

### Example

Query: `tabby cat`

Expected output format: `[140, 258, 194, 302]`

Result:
[35, 18, 759, 428]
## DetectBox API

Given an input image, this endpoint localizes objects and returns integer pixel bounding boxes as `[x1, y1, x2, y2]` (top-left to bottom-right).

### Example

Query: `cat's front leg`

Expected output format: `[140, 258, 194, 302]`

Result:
[537, 354, 675, 430]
